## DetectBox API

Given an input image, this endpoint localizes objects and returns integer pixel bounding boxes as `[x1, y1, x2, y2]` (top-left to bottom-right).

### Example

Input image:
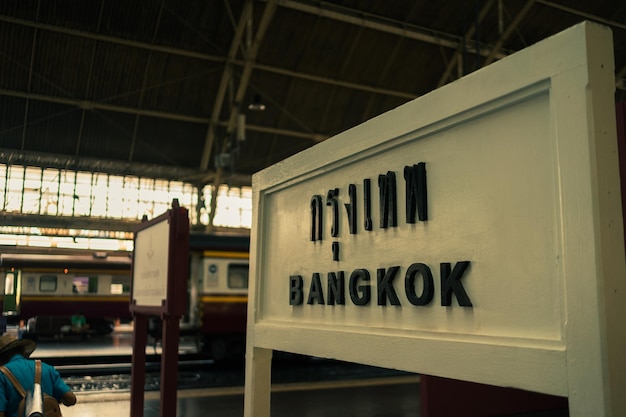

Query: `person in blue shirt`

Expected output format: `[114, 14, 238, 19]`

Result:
[71, 312, 90, 340]
[70, 312, 88, 333]
[0, 334, 76, 417]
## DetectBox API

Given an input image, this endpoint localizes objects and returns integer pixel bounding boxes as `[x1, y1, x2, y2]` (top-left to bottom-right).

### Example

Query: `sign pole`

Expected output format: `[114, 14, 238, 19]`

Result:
[130, 314, 148, 417]
[243, 346, 272, 417]
[130, 199, 189, 417]
[160, 313, 181, 417]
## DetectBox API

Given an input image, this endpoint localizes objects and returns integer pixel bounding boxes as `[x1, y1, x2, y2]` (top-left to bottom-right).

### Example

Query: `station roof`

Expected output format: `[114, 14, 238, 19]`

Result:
[0, 1, 624, 189]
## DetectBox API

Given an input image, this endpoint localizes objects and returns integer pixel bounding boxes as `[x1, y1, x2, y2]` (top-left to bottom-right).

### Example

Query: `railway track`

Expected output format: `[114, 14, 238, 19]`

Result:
[55, 354, 409, 393]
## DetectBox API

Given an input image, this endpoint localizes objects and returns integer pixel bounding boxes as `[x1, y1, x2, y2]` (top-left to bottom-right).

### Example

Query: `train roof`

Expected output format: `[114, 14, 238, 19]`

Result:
[188, 232, 250, 252]
[0, 232, 249, 269]
[0, 246, 132, 270]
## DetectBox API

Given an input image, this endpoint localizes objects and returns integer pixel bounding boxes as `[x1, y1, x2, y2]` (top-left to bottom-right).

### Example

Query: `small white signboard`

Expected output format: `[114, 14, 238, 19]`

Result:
[245, 22, 625, 417]
[132, 220, 169, 307]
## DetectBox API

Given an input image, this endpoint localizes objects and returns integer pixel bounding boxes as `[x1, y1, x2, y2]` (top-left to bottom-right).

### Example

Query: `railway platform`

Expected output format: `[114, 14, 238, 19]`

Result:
[61, 376, 423, 417]
[28, 323, 200, 359]
[23, 324, 425, 416]
[10, 325, 569, 417]
[48, 380, 569, 417]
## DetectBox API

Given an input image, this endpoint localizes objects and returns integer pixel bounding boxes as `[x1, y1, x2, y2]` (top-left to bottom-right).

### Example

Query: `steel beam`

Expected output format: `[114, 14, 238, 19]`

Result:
[207, 0, 279, 230]
[0, 148, 251, 186]
[0, 87, 324, 143]
[484, 0, 535, 66]
[437, 0, 497, 87]
[535, 0, 626, 31]
[199, 0, 252, 171]
[278, 0, 508, 60]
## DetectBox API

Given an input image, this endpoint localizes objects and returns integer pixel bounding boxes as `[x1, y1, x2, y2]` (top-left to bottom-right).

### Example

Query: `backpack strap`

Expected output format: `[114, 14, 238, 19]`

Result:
[0, 366, 26, 398]
[35, 360, 41, 385]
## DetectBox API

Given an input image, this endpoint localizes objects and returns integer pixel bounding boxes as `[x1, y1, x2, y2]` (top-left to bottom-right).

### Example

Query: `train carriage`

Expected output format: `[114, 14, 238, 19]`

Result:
[0, 232, 250, 359]
[188, 233, 250, 359]
[0, 248, 133, 335]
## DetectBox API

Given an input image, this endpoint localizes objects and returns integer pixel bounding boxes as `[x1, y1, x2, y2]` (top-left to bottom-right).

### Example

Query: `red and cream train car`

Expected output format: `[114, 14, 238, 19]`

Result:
[0, 247, 131, 331]
[188, 233, 249, 359]
[0, 232, 250, 358]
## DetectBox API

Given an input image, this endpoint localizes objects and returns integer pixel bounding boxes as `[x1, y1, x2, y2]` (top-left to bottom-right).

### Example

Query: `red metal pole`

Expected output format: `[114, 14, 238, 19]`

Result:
[159, 314, 181, 417]
[130, 314, 148, 417]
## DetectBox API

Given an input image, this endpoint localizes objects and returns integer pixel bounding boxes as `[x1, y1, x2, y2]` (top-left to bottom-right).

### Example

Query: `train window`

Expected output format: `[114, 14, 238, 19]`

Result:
[39, 275, 57, 292]
[227, 264, 249, 289]
[4, 273, 14, 295]
[88, 276, 98, 293]
[111, 276, 131, 294]
[73, 276, 98, 294]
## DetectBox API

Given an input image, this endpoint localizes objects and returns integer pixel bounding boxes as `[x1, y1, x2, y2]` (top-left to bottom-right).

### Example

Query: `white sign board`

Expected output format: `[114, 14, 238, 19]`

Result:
[132, 220, 169, 307]
[245, 22, 625, 417]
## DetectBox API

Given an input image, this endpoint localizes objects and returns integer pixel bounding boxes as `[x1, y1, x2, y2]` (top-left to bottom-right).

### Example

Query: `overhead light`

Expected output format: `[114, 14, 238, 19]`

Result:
[248, 94, 266, 111]
[215, 152, 231, 168]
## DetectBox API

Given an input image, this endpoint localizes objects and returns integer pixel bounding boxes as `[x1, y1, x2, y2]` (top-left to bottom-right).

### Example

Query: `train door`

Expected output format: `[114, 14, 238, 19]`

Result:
[0, 269, 19, 332]
[185, 251, 202, 329]
[2, 270, 19, 319]
[197, 253, 249, 360]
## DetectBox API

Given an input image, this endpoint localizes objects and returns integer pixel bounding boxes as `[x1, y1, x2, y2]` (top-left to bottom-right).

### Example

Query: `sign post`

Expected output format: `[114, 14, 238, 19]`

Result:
[130, 199, 189, 417]
[244, 22, 625, 417]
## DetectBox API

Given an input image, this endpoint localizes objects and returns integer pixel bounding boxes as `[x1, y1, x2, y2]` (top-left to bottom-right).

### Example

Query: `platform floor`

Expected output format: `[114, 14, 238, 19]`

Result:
[63, 377, 421, 417]
[26, 323, 200, 358]
[22, 325, 424, 416]
[7, 325, 568, 417]
[57, 379, 568, 417]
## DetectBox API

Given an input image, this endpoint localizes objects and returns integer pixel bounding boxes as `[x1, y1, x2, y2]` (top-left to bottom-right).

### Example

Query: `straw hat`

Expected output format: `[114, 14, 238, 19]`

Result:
[0, 334, 36, 358]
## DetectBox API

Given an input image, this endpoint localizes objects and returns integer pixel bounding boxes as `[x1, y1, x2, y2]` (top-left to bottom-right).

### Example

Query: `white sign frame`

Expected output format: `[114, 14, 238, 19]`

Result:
[132, 219, 170, 307]
[244, 22, 625, 417]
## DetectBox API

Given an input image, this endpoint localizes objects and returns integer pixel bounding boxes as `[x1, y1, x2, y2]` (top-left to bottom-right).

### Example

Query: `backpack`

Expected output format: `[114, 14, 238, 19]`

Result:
[0, 360, 62, 417]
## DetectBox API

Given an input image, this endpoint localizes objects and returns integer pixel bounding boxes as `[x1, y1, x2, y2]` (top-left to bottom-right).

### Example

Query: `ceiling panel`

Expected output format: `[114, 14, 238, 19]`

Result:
[0, 0, 623, 190]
